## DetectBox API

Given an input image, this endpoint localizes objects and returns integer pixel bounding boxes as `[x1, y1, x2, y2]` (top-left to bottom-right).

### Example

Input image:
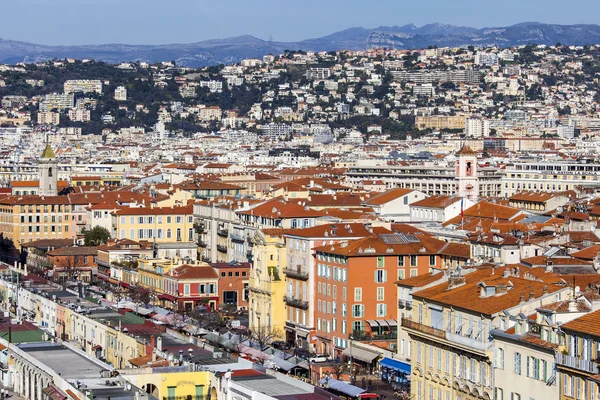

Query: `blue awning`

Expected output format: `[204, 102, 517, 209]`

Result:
[379, 357, 410, 374]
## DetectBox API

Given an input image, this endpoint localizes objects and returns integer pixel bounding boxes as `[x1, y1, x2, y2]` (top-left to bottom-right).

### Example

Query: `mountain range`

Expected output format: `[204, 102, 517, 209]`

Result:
[1, 22, 600, 67]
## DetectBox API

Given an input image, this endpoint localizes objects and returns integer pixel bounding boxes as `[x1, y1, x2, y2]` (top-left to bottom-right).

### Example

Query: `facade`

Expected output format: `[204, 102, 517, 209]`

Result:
[38, 145, 58, 196]
[402, 267, 570, 400]
[247, 229, 287, 335]
[112, 204, 195, 243]
[310, 231, 470, 357]
[211, 262, 250, 310]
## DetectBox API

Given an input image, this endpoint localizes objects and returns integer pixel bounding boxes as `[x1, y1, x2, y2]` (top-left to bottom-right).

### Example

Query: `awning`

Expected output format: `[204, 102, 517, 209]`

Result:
[119, 281, 130, 288]
[342, 346, 381, 363]
[269, 356, 296, 371]
[365, 320, 380, 327]
[108, 278, 119, 285]
[385, 319, 398, 327]
[43, 384, 68, 400]
[158, 293, 178, 302]
[96, 274, 108, 281]
[379, 357, 410, 375]
[296, 331, 309, 339]
[318, 378, 365, 397]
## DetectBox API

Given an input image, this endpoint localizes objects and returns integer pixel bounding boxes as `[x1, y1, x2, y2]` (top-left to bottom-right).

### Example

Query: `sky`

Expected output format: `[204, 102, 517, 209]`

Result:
[1, 0, 600, 45]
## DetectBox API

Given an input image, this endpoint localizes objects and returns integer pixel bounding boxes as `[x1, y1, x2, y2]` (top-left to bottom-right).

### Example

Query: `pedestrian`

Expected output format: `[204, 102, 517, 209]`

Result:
[362, 377, 367, 389]
[2, 387, 5, 399]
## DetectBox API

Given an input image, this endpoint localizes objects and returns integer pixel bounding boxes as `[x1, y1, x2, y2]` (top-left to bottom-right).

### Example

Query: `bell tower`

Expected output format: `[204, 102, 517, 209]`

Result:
[455, 145, 479, 200]
[39, 144, 58, 196]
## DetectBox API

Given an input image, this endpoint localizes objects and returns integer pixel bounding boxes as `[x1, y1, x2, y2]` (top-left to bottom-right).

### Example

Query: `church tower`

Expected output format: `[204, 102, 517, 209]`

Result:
[38, 144, 58, 196]
[455, 145, 479, 200]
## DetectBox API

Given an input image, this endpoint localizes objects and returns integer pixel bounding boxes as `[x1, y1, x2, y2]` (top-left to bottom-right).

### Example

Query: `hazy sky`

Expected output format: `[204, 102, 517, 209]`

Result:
[2, 0, 599, 45]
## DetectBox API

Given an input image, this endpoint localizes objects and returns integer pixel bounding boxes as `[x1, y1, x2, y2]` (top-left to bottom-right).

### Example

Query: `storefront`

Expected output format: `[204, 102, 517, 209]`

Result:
[379, 357, 410, 384]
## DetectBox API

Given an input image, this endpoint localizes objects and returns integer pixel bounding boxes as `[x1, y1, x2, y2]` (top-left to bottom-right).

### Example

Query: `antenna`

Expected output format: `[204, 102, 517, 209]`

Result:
[268, 35, 273, 54]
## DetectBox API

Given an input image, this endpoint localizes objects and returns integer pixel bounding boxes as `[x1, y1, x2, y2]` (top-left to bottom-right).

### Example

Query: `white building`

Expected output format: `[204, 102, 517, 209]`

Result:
[114, 86, 127, 101]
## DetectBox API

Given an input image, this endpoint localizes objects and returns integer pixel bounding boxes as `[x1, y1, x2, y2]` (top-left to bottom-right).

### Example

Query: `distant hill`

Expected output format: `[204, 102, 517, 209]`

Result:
[1, 22, 600, 67]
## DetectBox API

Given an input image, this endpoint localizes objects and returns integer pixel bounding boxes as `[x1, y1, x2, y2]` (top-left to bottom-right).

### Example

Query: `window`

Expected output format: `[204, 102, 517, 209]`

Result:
[429, 255, 436, 266]
[176, 216, 182, 223]
[376, 304, 386, 317]
[184, 284, 190, 295]
[377, 256, 384, 267]
[377, 287, 384, 301]
[511, 394, 521, 400]
[495, 348, 504, 369]
[398, 269, 405, 280]
[352, 304, 364, 318]
[354, 288, 362, 301]
[398, 256, 404, 267]
[375, 270, 387, 283]
[410, 255, 417, 266]
[514, 352, 521, 375]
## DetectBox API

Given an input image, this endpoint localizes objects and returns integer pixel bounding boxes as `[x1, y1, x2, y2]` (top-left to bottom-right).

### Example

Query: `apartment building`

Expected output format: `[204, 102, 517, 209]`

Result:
[283, 223, 376, 350]
[39, 93, 74, 112]
[67, 108, 91, 122]
[248, 228, 287, 334]
[415, 115, 466, 130]
[308, 230, 469, 357]
[402, 267, 570, 400]
[37, 112, 60, 125]
[114, 86, 127, 101]
[63, 79, 103, 94]
[111, 204, 195, 243]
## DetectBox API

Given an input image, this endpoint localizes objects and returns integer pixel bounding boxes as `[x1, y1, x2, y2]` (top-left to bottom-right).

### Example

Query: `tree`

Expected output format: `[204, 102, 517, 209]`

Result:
[83, 226, 110, 246]
[249, 325, 283, 351]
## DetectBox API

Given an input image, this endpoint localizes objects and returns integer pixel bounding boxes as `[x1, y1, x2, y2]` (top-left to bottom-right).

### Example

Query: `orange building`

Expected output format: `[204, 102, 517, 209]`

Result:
[311, 231, 470, 357]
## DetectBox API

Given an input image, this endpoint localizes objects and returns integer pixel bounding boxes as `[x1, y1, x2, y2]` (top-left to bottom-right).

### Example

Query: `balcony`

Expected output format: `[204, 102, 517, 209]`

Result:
[283, 267, 309, 281]
[446, 332, 492, 352]
[284, 295, 309, 310]
[217, 245, 228, 253]
[217, 228, 229, 237]
[401, 318, 446, 340]
[556, 352, 599, 374]
[197, 240, 208, 248]
[230, 232, 245, 242]
[201, 256, 211, 263]
[193, 223, 205, 234]
[398, 299, 412, 309]
[352, 331, 398, 341]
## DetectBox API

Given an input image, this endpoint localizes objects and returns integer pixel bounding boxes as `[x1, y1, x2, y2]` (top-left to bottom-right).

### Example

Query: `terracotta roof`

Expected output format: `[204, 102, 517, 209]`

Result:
[285, 223, 376, 239]
[237, 199, 324, 219]
[518, 334, 559, 350]
[396, 272, 446, 288]
[561, 309, 600, 336]
[113, 204, 193, 216]
[411, 196, 462, 209]
[313, 232, 470, 259]
[363, 188, 415, 205]
[456, 145, 477, 156]
[412, 267, 566, 316]
[169, 264, 218, 280]
[47, 246, 99, 256]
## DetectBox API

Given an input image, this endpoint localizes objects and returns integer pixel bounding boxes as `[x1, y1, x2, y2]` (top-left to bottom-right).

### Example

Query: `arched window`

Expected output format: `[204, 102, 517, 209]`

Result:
[48, 167, 53, 177]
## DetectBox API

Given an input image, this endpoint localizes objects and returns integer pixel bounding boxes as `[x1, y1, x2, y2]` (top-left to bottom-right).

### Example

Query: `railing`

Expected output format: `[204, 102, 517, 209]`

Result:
[194, 224, 205, 234]
[217, 245, 228, 253]
[284, 295, 309, 310]
[446, 332, 492, 352]
[283, 268, 309, 281]
[217, 228, 229, 237]
[230, 233, 245, 242]
[197, 240, 208, 248]
[353, 332, 398, 341]
[201, 256, 211, 262]
[398, 299, 412, 309]
[401, 318, 446, 339]
[163, 396, 211, 400]
[556, 352, 599, 374]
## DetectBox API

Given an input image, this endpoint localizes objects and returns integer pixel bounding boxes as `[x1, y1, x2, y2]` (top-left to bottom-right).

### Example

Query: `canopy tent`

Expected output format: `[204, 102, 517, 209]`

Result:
[318, 378, 365, 397]
[269, 356, 297, 371]
[342, 345, 381, 363]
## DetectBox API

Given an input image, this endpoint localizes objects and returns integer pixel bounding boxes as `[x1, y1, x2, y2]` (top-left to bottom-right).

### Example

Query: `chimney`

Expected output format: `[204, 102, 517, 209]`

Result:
[448, 275, 466, 290]
[496, 283, 508, 295]
[567, 296, 579, 312]
[542, 285, 548, 295]
[519, 293, 525, 303]
[152, 351, 157, 362]
[157, 336, 163, 351]
[150, 335, 155, 348]
[528, 290, 535, 300]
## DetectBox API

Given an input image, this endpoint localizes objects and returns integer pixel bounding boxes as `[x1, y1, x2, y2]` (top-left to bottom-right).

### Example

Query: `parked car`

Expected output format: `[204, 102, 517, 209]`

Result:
[271, 340, 291, 351]
[308, 354, 331, 363]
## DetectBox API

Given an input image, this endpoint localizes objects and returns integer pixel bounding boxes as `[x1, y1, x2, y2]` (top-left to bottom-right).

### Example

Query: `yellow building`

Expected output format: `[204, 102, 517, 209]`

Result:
[120, 368, 211, 400]
[415, 115, 466, 130]
[111, 204, 195, 243]
[248, 228, 287, 335]
[136, 257, 192, 297]
[0, 196, 73, 253]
